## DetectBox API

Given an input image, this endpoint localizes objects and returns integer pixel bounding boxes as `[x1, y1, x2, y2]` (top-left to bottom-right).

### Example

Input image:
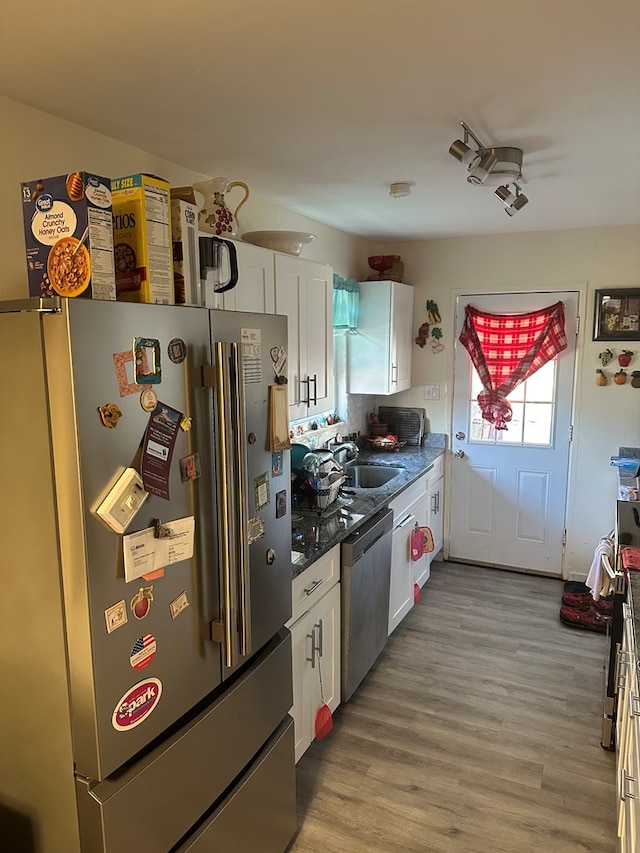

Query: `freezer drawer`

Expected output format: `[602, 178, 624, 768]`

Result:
[76, 630, 293, 853]
[177, 716, 296, 852]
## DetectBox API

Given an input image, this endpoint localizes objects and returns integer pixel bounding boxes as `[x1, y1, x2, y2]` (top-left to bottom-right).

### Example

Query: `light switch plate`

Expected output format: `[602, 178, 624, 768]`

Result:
[424, 384, 440, 401]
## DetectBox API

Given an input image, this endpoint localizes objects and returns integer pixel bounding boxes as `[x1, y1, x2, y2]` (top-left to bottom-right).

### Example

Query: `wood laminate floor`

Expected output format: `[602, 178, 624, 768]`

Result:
[288, 561, 616, 853]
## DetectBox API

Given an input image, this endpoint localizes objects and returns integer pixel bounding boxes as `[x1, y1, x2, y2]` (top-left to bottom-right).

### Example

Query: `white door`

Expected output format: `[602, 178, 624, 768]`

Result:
[449, 292, 578, 575]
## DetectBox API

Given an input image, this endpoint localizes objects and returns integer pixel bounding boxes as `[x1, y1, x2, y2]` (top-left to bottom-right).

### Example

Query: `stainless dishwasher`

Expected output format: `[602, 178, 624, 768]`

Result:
[341, 507, 394, 702]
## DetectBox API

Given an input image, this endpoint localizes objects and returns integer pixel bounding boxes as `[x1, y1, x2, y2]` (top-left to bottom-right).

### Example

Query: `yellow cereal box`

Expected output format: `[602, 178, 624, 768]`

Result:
[112, 174, 174, 304]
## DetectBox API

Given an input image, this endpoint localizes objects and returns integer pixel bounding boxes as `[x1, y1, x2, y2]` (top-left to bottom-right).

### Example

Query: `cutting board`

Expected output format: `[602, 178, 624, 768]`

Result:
[377, 406, 425, 446]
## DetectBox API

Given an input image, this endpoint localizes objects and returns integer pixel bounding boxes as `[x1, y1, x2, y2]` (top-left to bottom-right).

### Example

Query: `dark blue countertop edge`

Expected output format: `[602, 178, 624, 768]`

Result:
[290, 436, 446, 578]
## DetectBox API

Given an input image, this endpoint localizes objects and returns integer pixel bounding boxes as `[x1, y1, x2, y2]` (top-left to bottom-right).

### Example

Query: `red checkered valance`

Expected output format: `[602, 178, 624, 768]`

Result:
[458, 300, 567, 430]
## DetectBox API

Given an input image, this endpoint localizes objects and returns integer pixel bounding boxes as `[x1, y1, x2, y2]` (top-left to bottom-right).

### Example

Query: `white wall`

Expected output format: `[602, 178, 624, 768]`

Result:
[377, 227, 640, 577]
[0, 94, 369, 300]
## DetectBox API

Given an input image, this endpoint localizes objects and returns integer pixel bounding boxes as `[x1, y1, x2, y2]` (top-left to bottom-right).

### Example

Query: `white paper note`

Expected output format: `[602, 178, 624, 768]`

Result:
[123, 516, 196, 583]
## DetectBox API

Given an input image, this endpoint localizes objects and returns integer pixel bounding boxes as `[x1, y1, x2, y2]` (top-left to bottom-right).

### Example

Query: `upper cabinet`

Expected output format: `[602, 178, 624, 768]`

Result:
[209, 241, 275, 314]
[347, 280, 414, 395]
[274, 255, 334, 420]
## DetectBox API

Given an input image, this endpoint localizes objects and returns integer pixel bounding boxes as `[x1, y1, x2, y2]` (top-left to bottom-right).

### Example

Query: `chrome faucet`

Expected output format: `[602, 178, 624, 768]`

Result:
[329, 440, 360, 466]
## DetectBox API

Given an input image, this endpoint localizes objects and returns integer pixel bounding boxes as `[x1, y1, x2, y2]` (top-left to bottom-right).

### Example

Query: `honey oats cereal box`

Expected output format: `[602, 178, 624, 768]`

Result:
[20, 172, 116, 299]
[112, 174, 174, 304]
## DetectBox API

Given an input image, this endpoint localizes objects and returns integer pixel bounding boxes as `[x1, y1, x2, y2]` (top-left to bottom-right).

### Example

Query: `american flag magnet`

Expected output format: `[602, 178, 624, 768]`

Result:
[130, 634, 157, 670]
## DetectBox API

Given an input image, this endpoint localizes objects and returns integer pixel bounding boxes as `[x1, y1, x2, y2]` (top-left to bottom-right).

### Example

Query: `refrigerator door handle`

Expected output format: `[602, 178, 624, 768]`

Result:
[229, 342, 252, 657]
[214, 342, 239, 668]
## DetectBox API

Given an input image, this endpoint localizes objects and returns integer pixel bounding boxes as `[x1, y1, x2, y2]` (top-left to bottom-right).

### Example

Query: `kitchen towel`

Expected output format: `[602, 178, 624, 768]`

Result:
[268, 386, 291, 451]
[585, 534, 615, 600]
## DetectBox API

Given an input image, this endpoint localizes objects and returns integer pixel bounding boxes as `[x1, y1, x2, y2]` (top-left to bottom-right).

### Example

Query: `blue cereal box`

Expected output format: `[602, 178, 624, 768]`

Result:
[20, 172, 116, 300]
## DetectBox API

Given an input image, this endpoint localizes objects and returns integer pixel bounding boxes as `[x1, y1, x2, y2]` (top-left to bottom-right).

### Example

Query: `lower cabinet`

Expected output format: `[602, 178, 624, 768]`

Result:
[427, 455, 445, 564]
[389, 511, 417, 634]
[287, 546, 341, 763]
[388, 474, 428, 635]
[617, 599, 640, 851]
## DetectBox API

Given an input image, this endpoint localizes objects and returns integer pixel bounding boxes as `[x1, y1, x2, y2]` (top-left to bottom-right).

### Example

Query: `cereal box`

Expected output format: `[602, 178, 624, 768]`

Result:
[112, 174, 174, 304]
[20, 172, 116, 300]
[170, 198, 201, 305]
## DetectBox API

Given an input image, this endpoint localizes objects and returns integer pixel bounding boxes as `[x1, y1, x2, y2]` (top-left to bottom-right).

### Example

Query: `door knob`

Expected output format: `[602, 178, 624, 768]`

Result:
[454, 449, 465, 459]
[455, 431, 465, 440]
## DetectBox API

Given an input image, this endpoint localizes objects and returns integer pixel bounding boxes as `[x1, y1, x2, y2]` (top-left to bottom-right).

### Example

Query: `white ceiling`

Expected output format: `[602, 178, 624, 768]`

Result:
[1, 0, 639, 241]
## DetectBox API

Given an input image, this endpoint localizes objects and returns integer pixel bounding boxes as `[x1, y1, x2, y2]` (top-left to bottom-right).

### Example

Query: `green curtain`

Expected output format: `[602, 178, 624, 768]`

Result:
[333, 274, 359, 331]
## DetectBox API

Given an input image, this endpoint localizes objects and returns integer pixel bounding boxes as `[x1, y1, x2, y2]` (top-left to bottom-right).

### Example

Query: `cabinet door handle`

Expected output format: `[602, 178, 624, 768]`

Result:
[436, 490, 440, 514]
[310, 374, 318, 405]
[307, 627, 320, 668]
[301, 376, 311, 406]
[316, 619, 324, 659]
[304, 578, 324, 596]
[621, 769, 637, 801]
[431, 494, 437, 513]
[391, 363, 398, 385]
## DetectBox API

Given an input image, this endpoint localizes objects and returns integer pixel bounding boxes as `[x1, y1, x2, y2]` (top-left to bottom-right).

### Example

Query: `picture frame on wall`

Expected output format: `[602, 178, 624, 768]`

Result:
[593, 289, 640, 341]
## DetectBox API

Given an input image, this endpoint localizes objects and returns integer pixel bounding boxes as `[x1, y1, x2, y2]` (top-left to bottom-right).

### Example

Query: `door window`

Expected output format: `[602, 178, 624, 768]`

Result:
[469, 358, 557, 446]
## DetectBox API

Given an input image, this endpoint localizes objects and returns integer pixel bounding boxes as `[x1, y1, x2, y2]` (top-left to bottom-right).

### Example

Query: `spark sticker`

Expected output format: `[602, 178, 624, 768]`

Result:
[112, 678, 162, 731]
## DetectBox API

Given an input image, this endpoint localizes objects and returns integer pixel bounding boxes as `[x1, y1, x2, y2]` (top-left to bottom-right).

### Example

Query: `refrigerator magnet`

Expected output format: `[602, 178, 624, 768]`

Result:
[167, 338, 187, 364]
[140, 387, 158, 412]
[105, 600, 128, 634]
[271, 452, 283, 477]
[113, 350, 146, 397]
[275, 489, 287, 519]
[133, 337, 162, 385]
[98, 403, 123, 428]
[130, 585, 154, 620]
[140, 402, 183, 499]
[111, 677, 162, 731]
[179, 453, 201, 483]
[254, 472, 270, 510]
[129, 634, 157, 670]
[169, 591, 190, 620]
[248, 516, 265, 544]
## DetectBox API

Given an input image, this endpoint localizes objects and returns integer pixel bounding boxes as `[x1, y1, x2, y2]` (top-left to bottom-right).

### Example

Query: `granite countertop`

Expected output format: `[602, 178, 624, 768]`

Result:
[291, 435, 446, 578]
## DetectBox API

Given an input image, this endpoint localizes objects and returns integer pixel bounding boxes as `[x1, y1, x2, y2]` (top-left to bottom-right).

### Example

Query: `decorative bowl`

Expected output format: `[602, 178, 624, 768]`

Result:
[368, 254, 399, 276]
[368, 438, 407, 451]
[242, 230, 317, 256]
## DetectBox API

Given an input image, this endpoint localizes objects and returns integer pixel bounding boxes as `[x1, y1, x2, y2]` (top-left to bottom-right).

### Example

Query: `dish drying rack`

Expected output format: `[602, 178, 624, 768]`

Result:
[292, 472, 345, 513]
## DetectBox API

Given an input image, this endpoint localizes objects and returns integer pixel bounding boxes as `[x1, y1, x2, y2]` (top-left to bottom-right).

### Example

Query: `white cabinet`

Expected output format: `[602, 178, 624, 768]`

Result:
[274, 255, 333, 420]
[426, 455, 445, 564]
[617, 599, 640, 851]
[287, 546, 341, 763]
[210, 241, 275, 313]
[411, 492, 431, 590]
[348, 279, 414, 395]
[388, 474, 428, 634]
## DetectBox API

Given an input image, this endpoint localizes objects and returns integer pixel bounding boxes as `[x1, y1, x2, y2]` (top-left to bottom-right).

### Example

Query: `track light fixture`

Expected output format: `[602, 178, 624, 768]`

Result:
[495, 183, 529, 216]
[448, 121, 525, 189]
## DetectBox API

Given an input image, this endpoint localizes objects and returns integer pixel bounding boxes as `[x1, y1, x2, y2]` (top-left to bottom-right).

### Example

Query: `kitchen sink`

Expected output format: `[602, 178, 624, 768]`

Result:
[343, 465, 403, 489]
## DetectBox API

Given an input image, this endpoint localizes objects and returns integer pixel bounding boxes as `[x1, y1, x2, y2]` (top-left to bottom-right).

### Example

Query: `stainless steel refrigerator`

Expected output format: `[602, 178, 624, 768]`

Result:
[0, 297, 295, 853]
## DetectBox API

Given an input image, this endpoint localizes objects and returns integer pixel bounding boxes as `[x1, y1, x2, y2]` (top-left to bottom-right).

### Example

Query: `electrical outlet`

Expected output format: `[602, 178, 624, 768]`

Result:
[424, 384, 440, 401]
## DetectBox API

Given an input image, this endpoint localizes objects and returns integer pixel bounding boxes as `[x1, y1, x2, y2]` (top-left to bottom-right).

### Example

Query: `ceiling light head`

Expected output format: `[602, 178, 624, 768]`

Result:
[389, 182, 412, 198]
[496, 183, 529, 215]
[495, 185, 516, 206]
[467, 150, 498, 185]
[449, 139, 471, 161]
